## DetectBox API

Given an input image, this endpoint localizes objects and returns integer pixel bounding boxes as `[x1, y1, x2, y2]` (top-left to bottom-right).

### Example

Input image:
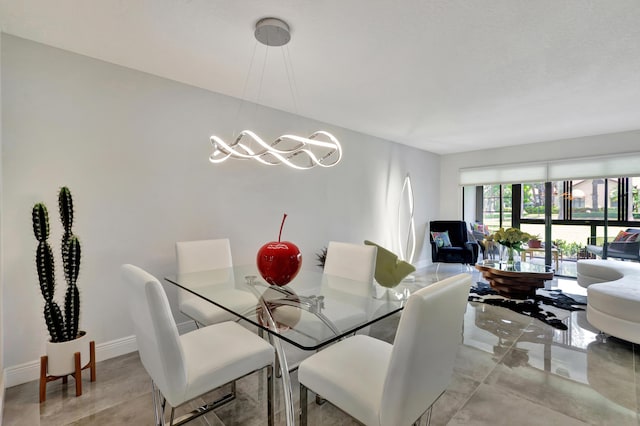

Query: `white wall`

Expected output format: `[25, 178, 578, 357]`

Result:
[462, 186, 476, 223]
[440, 130, 640, 219]
[0, 35, 440, 382]
[0, 30, 5, 417]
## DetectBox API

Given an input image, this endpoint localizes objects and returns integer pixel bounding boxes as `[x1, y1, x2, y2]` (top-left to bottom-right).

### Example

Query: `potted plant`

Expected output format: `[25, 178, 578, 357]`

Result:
[33, 187, 94, 402]
[528, 235, 542, 248]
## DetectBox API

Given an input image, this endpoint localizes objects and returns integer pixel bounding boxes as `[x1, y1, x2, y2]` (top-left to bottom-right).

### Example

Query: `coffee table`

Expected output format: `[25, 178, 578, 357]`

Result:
[475, 260, 554, 299]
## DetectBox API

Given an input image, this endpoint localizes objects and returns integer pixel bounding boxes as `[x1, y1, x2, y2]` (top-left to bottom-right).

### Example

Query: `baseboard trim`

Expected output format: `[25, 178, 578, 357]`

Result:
[4, 320, 201, 389]
[5, 335, 138, 388]
[413, 259, 430, 270]
[0, 370, 5, 423]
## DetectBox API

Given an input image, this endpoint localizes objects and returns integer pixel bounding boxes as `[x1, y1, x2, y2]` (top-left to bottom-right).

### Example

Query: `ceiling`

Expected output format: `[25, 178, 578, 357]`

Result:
[1, 0, 640, 155]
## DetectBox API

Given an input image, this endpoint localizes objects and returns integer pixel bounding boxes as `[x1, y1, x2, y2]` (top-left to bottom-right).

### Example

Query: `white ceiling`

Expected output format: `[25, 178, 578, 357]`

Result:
[2, 0, 640, 154]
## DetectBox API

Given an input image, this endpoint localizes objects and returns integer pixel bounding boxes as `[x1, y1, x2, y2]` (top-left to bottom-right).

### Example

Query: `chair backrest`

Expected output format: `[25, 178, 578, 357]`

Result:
[121, 264, 187, 405]
[175, 238, 233, 304]
[625, 228, 640, 237]
[470, 222, 490, 242]
[379, 273, 471, 426]
[429, 221, 469, 247]
[324, 241, 377, 283]
[176, 238, 233, 273]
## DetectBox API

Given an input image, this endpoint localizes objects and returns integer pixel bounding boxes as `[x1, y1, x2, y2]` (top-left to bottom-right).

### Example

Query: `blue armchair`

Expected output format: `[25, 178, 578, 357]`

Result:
[429, 220, 479, 265]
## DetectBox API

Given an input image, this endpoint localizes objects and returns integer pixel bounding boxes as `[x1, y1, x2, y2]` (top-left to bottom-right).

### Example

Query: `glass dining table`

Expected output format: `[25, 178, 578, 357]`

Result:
[165, 265, 406, 426]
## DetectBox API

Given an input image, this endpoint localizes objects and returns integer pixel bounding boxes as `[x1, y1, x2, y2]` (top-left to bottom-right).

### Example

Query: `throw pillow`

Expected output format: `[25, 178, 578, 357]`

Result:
[613, 231, 637, 243]
[473, 223, 490, 235]
[627, 232, 640, 242]
[614, 230, 640, 242]
[431, 230, 452, 248]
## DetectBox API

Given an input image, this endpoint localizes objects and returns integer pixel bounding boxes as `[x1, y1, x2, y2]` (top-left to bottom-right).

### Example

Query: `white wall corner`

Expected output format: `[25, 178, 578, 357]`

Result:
[413, 258, 430, 271]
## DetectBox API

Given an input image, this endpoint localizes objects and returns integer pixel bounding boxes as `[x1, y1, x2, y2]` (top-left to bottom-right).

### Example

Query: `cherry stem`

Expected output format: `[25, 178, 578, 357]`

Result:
[278, 213, 287, 242]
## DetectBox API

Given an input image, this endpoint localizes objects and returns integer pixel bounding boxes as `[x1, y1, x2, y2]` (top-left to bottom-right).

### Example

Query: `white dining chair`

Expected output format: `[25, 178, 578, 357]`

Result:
[298, 273, 471, 426]
[175, 238, 251, 327]
[323, 241, 378, 333]
[324, 240, 377, 284]
[271, 241, 378, 377]
[121, 264, 274, 426]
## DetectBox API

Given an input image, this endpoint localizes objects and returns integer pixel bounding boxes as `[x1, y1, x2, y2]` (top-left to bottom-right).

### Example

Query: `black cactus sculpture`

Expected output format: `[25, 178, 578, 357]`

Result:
[32, 187, 82, 342]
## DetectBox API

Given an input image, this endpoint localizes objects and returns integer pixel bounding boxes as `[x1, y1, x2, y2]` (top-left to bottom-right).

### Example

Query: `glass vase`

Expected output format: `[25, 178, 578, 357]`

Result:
[501, 246, 515, 267]
[507, 247, 515, 265]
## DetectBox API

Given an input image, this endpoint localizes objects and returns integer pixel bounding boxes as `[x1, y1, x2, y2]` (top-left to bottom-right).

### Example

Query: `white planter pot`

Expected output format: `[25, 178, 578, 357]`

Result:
[46, 331, 90, 376]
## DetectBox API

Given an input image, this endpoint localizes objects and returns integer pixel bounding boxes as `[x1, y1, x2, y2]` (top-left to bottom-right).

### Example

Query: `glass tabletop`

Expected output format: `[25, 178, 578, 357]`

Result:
[165, 265, 405, 351]
[477, 259, 553, 274]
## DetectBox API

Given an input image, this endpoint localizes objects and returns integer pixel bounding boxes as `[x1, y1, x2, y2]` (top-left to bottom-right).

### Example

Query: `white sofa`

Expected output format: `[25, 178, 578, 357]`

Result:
[577, 259, 640, 344]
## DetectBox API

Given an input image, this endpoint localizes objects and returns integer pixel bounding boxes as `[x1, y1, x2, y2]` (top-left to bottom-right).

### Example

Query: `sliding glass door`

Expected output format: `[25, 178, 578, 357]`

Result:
[477, 176, 640, 278]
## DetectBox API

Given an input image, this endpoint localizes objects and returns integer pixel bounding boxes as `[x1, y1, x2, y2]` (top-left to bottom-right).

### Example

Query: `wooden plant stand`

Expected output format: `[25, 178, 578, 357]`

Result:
[39, 340, 96, 403]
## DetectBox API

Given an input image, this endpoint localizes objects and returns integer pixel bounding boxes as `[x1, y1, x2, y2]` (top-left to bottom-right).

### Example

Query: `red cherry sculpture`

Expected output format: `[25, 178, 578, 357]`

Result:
[257, 214, 302, 286]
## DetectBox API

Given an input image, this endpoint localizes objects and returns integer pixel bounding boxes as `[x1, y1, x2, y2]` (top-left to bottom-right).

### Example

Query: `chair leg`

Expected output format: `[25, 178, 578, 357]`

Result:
[151, 368, 267, 426]
[169, 407, 176, 426]
[412, 405, 433, 426]
[267, 366, 274, 426]
[151, 381, 163, 426]
[274, 353, 282, 378]
[299, 383, 308, 426]
[596, 331, 608, 343]
[426, 405, 433, 426]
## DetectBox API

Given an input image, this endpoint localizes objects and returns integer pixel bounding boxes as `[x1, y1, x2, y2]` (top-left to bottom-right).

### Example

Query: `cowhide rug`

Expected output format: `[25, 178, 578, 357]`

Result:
[468, 282, 587, 330]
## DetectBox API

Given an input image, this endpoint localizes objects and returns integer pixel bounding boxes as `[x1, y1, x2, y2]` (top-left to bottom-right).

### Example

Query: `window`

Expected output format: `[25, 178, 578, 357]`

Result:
[568, 178, 617, 220]
[617, 176, 640, 222]
[482, 184, 511, 231]
[478, 175, 640, 276]
[521, 182, 562, 220]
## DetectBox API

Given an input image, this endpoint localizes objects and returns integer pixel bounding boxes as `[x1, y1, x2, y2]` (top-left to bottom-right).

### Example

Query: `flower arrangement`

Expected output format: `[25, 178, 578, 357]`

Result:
[486, 227, 534, 265]
[487, 227, 534, 252]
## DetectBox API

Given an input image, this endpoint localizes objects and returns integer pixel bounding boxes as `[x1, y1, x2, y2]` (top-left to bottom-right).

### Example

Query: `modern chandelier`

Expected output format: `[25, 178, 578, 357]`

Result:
[209, 17, 342, 170]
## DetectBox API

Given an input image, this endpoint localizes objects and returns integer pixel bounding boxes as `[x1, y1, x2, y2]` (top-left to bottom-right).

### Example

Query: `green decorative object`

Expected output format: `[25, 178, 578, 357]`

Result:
[32, 187, 82, 343]
[364, 240, 416, 288]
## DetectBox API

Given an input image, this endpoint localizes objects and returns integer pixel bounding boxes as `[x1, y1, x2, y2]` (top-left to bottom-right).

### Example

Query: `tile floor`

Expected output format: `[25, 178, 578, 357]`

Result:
[4, 264, 639, 425]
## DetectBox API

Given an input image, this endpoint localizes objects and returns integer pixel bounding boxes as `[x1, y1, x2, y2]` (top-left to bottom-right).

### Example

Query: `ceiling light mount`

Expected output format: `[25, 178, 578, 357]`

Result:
[254, 17, 291, 47]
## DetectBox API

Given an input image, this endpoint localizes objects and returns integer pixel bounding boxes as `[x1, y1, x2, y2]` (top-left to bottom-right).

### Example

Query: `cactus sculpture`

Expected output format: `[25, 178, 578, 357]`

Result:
[32, 187, 82, 342]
